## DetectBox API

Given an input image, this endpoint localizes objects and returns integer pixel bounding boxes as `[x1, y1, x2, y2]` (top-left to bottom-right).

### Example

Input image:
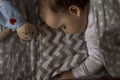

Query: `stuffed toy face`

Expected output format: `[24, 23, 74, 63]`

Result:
[17, 22, 40, 43]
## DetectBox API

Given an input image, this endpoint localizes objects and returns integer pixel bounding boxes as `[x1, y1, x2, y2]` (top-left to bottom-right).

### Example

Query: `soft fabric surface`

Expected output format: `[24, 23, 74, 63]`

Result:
[0, 0, 88, 80]
[90, 0, 120, 76]
[1, 0, 119, 80]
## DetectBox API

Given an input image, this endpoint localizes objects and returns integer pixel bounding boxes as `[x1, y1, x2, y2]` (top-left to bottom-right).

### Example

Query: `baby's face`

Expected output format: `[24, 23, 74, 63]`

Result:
[17, 23, 40, 42]
[40, 6, 87, 34]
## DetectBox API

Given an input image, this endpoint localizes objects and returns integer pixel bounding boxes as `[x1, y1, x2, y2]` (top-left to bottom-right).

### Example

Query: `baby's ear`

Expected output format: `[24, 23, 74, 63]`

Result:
[69, 5, 81, 17]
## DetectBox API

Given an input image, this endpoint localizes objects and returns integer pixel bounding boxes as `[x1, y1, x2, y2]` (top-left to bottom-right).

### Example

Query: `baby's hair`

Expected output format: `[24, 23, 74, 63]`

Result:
[40, 0, 89, 13]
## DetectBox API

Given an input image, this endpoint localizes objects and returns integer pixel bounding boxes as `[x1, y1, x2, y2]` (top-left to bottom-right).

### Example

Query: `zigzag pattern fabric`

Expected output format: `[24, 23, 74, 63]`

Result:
[36, 26, 88, 80]
[0, 0, 88, 80]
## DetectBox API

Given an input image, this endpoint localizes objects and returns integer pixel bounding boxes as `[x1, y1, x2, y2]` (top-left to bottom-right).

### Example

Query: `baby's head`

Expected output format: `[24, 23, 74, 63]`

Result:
[17, 22, 40, 43]
[40, 0, 89, 34]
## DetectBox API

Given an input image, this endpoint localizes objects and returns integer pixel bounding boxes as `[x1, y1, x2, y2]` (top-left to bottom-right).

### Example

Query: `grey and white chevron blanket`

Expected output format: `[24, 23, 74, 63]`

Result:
[0, 0, 88, 80]
[1, 0, 119, 80]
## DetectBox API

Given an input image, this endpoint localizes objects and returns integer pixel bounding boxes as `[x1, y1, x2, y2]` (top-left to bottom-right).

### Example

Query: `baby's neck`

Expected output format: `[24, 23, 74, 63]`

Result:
[80, 3, 90, 32]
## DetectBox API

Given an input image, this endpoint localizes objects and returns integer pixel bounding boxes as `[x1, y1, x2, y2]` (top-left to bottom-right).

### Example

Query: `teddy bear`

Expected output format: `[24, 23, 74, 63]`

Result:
[0, 0, 40, 43]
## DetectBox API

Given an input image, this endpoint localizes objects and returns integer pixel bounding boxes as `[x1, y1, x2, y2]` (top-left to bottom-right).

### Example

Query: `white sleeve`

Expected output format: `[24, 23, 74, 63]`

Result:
[72, 25, 103, 78]
[72, 49, 103, 78]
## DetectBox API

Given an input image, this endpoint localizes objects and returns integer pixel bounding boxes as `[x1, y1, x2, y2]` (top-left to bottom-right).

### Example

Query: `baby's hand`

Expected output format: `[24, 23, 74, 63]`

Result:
[57, 70, 75, 80]
[17, 22, 40, 43]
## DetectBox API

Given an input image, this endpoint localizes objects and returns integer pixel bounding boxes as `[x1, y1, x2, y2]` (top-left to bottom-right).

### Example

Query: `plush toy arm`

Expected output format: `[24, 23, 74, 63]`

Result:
[0, 29, 13, 42]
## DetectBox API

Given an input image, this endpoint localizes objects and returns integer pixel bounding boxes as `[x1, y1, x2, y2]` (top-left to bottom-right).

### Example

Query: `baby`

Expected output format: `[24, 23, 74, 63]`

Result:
[39, 0, 120, 79]
[0, 0, 40, 43]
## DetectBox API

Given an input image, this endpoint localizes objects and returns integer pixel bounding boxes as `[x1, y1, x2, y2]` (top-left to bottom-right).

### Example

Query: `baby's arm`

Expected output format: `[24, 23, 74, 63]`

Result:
[0, 29, 13, 42]
[58, 39, 103, 79]
[73, 54, 103, 78]
[72, 39, 103, 78]
[58, 50, 103, 79]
